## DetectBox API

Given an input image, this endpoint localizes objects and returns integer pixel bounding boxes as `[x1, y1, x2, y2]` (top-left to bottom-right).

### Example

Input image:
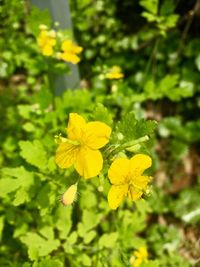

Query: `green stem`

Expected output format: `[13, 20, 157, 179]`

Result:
[108, 135, 149, 158]
[120, 135, 149, 149]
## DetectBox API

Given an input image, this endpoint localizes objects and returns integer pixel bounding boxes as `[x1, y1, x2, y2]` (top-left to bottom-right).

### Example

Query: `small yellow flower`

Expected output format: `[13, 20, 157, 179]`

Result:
[130, 247, 148, 267]
[37, 29, 56, 56]
[105, 66, 124, 79]
[58, 40, 83, 64]
[108, 154, 152, 209]
[61, 183, 78, 206]
[55, 113, 111, 179]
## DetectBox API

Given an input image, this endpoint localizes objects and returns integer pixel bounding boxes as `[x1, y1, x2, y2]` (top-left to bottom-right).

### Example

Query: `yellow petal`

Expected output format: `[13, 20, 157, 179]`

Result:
[61, 40, 73, 51]
[132, 175, 151, 190]
[127, 185, 143, 201]
[49, 38, 56, 46]
[67, 54, 80, 64]
[133, 258, 142, 267]
[108, 185, 128, 210]
[67, 113, 86, 141]
[106, 66, 123, 79]
[106, 72, 124, 79]
[42, 45, 54, 56]
[60, 52, 80, 64]
[138, 247, 148, 259]
[108, 158, 130, 185]
[74, 147, 103, 179]
[130, 154, 152, 177]
[85, 121, 112, 149]
[55, 142, 79, 168]
[73, 45, 83, 54]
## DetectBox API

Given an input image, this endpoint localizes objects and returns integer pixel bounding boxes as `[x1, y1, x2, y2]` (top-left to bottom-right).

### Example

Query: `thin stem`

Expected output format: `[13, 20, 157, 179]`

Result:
[141, 38, 160, 89]
[107, 135, 149, 159]
[178, 0, 200, 55]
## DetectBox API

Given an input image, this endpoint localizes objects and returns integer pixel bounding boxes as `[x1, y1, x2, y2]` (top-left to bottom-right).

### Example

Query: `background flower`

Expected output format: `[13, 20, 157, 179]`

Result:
[58, 40, 83, 64]
[105, 66, 124, 79]
[37, 29, 56, 56]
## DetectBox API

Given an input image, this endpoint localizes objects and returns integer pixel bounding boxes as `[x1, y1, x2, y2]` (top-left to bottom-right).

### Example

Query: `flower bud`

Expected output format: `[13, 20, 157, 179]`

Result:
[61, 183, 78, 206]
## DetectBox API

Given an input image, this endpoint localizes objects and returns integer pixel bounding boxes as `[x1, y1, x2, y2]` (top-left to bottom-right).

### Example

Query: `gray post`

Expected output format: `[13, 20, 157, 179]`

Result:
[30, 0, 80, 95]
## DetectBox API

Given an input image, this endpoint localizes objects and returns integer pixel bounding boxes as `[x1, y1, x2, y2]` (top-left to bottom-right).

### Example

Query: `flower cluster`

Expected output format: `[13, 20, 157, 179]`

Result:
[57, 40, 83, 64]
[55, 113, 153, 209]
[37, 25, 83, 64]
[37, 26, 56, 56]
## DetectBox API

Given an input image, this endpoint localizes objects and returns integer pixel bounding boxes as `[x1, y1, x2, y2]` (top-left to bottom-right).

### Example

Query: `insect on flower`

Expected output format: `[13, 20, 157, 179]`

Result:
[61, 183, 78, 206]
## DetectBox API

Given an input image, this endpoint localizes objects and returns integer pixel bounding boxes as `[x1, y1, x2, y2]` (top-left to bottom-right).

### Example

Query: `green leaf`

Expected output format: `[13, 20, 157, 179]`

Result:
[83, 230, 96, 244]
[19, 140, 47, 170]
[160, 0, 175, 15]
[0, 167, 34, 201]
[0, 216, 4, 242]
[140, 0, 158, 15]
[27, 6, 51, 36]
[0, 178, 19, 197]
[99, 232, 118, 249]
[143, 260, 160, 267]
[67, 231, 78, 245]
[169, 139, 188, 160]
[22, 263, 32, 267]
[54, 206, 72, 239]
[173, 189, 200, 223]
[13, 187, 29, 206]
[47, 156, 57, 172]
[195, 54, 200, 71]
[17, 105, 31, 119]
[39, 226, 54, 240]
[36, 259, 63, 267]
[117, 112, 157, 143]
[20, 232, 60, 260]
[22, 122, 36, 132]
[92, 103, 113, 126]
[158, 117, 182, 137]
[142, 12, 157, 23]
[144, 79, 160, 100]
[80, 254, 92, 266]
[82, 210, 101, 232]
[159, 74, 179, 94]
[79, 184, 97, 209]
[77, 222, 87, 238]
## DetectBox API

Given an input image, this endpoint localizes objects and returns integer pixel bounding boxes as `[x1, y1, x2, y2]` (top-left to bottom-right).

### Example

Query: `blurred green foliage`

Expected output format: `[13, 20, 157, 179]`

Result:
[0, 0, 200, 266]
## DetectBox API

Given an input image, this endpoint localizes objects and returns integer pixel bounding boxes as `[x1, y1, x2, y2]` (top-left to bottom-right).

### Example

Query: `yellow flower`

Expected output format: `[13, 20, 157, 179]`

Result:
[61, 183, 78, 206]
[55, 113, 111, 179]
[58, 40, 83, 64]
[37, 29, 56, 56]
[105, 66, 124, 79]
[108, 154, 152, 209]
[130, 247, 148, 267]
